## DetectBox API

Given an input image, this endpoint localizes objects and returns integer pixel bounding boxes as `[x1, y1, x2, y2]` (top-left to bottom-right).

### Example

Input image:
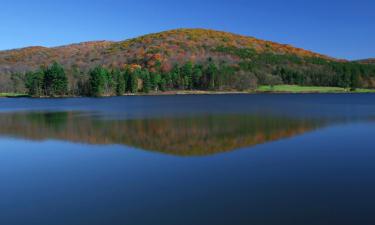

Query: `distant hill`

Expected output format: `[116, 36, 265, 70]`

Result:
[0, 28, 374, 94]
[0, 28, 335, 74]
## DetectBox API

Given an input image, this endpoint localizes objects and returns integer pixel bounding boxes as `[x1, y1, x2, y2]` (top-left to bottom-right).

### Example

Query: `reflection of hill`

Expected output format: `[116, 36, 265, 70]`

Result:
[0, 112, 327, 156]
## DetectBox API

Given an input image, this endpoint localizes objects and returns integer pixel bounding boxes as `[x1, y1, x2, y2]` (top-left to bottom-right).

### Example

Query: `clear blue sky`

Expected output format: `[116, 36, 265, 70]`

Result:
[0, 0, 373, 60]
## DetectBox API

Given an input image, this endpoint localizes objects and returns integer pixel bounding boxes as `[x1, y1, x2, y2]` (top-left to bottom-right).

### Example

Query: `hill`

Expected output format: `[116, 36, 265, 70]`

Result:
[0, 29, 333, 74]
[0, 28, 374, 95]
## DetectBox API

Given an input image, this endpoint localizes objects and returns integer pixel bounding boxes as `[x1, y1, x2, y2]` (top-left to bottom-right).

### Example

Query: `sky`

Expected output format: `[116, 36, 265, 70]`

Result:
[0, 0, 374, 60]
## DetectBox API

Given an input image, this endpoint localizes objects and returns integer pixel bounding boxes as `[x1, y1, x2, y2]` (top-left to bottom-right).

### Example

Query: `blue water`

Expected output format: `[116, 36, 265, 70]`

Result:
[0, 94, 374, 225]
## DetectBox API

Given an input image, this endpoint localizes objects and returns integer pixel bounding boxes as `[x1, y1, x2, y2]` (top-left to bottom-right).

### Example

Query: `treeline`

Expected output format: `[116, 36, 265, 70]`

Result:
[8, 54, 375, 97]
[18, 60, 258, 97]
[215, 46, 375, 89]
[24, 62, 68, 96]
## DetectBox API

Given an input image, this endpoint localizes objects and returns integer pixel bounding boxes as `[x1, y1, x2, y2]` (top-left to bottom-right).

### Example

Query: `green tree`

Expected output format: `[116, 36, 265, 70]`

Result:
[161, 72, 173, 90]
[127, 69, 139, 93]
[170, 65, 181, 89]
[181, 62, 193, 89]
[114, 69, 125, 96]
[350, 70, 360, 91]
[89, 66, 106, 96]
[43, 62, 68, 96]
[142, 70, 151, 93]
[70, 66, 89, 96]
[150, 72, 162, 91]
[159, 78, 167, 91]
[192, 65, 203, 88]
[25, 71, 44, 96]
[206, 61, 218, 90]
[104, 68, 115, 96]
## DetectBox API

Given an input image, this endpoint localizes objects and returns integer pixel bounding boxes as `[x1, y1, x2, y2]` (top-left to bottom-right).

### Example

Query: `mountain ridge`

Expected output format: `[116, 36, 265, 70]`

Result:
[0, 28, 339, 74]
[0, 29, 334, 58]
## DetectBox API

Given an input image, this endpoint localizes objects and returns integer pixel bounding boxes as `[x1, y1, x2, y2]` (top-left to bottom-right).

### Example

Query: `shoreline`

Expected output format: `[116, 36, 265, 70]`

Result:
[1, 85, 375, 98]
[1, 90, 375, 99]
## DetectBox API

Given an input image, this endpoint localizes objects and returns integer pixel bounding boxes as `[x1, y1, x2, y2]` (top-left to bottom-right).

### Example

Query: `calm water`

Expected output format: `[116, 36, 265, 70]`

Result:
[1, 94, 375, 225]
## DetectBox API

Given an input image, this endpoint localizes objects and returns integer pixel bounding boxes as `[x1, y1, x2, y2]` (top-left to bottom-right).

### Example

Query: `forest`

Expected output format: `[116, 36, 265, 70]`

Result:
[8, 51, 375, 97]
[2, 29, 375, 97]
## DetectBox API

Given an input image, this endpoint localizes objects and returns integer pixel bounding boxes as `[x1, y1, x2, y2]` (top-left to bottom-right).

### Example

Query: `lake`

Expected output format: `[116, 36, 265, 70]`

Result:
[1, 94, 375, 225]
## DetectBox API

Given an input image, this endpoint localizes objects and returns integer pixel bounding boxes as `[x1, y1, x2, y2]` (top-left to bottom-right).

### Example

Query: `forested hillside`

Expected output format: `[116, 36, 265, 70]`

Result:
[1, 29, 374, 96]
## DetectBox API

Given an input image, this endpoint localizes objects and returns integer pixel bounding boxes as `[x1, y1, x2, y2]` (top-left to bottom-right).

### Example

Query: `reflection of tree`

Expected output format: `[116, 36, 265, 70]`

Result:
[27, 112, 68, 130]
[0, 112, 327, 156]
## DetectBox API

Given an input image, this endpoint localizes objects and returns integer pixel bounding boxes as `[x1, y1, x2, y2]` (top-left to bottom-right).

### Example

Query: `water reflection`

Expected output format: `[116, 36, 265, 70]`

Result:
[0, 111, 335, 156]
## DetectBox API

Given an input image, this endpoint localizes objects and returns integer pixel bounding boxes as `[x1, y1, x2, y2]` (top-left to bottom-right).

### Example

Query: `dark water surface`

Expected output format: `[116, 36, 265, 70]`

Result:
[1, 94, 375, 225]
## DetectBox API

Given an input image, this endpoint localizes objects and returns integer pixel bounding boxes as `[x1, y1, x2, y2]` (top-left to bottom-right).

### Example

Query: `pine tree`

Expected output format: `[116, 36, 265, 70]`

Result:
[89, 66, 106, 97]
[25, 71, 44, 96]
[43, 62, 68, 96]
[142, 70, 151, 93]
[206, 61, 218, 90]
[181, 61, 193, 89]
[114, 69, 125, 96]
[192, 65, 203, 88]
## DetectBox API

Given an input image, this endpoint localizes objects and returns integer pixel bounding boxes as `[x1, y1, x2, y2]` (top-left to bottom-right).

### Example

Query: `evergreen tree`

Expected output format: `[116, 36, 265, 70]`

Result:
[127, 69, 139, 93]
[154, 73, 162, 91]
[350, 70, 360, 91]
[43, 62, 68, 96]
[159, 78, 167, 91]
[25, 71, 44, 96]
[114, 69, 125, 96]
[161, 72, 173, 90]
[142, 70, 151, 93]
[170, 65, 181, 89]
[181, 62, 193, 89]
[206, 61, 218, 90]
[89, 66, 106, 97]
[104, 68, 115, 96]
[123, 68, 131, 92]
[149, 72, 156, 91]
[192, 65, 203, 88]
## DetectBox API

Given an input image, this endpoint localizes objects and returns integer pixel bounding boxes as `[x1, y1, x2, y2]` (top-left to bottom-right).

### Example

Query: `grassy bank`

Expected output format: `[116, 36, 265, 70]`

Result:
[0, 93, 30, 98]
[256, 85, 375, 93]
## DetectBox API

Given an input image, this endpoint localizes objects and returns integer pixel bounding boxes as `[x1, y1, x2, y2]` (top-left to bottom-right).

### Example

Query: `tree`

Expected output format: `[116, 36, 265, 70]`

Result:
[70, 66, 89, 96]
[25, 71, 44, 96]
[149, 72, 162, 91]
[103, 68, 115, 96]
[233, 71, 258, 91]
[43, 62, 68, 96]
[170, 65, 181, 89]
[206, 61, 218, 90]
[192, 65, 203, 88]
[10, 73, 26, 93]
[89, 66, 106, 97]
[350, 70, 360, 91]
[123, 68, 131, 92]
[114, 69, 125, 96]
[265, 74, 283, 88]
[161, 72, 173, 90]
[181, 62, 193, 89]
[142, 70, 151, 93]
[127, 69, 139, 93]
[159, 78, 167, 91]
